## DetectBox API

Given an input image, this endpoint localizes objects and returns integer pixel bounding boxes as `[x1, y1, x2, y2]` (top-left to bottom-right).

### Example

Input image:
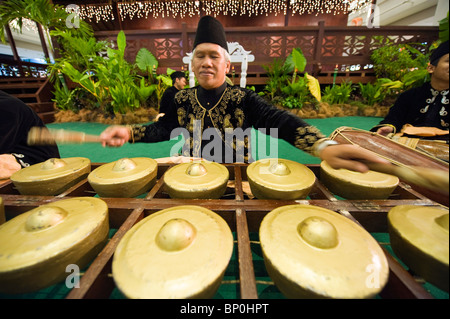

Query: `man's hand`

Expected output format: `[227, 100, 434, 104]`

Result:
[100, 125, 131, 147]
[0, 154, 21, 179]
[320, 144, 390, 173]
[376, 126, 394, 136]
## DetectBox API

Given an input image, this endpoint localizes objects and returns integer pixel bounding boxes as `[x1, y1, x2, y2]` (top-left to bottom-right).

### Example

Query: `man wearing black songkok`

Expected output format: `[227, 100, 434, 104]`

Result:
[159, 71, 187, 115]
[371, 40, 449, 142]
[0, 90, 60, 179]
[100, 16, 388, 172]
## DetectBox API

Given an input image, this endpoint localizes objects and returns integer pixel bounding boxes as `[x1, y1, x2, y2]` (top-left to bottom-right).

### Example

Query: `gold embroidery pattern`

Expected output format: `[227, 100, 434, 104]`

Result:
[175, 89, 190, 104]
[186, 89, 205, 127]
[294, 126, 325, 154]
[175, 87, 248, 159]
[208, 88, 245, 131]
[187, 114, 196, 133]
[194, 87, 249, 156]
[224, 114, 233, 129]
[229, 87, 246, 104]
[177, 108, 186, 126]
[235, 108, 245, 127]
[128, 124, 147, 143]
[203, 88, 230, 131]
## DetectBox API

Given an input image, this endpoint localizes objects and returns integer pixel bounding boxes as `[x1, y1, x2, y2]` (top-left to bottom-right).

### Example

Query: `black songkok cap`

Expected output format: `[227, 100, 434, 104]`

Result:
[170, 71, 186, 82]
[193, 16, 228, 52]
[430, 40, 449, 66]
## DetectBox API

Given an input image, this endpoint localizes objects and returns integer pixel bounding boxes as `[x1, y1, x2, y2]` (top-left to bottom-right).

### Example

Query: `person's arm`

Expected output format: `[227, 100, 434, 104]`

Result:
[243, 90, 389, 172]
[100, 125, 131, 147]
[101, 92, 180, 147]
[375, 125, 395, 136]
[0, 154, 21, 179]
[370, 90, 412, 135]
[316, 141, 390, 173]
[0, 92, 60, 166]
[243, 90, 326, 154]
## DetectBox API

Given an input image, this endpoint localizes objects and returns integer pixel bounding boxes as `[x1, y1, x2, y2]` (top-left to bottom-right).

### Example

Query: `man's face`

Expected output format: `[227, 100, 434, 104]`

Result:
[428, 53, 449, 84]
[192, 43, 230, 90]
[174, 77, 187, 90]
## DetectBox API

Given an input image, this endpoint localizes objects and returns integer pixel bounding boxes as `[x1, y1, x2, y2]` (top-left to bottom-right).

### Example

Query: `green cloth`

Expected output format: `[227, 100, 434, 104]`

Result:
[47, 116, 382, 163]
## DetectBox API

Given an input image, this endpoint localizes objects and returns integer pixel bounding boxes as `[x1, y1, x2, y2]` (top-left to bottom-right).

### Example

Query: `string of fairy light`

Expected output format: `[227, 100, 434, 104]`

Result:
[69, 4, 115, 23]
[73, 0, 372, 22]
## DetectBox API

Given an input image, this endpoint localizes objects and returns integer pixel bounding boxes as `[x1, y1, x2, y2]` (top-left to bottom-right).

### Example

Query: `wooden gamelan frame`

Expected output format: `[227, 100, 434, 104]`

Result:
[0, 163, 444, 299]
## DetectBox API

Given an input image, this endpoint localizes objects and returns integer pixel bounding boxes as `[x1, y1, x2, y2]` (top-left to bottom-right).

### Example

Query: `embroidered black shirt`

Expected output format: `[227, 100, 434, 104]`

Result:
[371, 82, 449, 140]
[130, 84, 325, 163]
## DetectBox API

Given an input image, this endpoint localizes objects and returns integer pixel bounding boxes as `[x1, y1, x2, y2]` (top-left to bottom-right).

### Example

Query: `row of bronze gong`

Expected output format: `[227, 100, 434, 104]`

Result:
[0, 162, 445, 299]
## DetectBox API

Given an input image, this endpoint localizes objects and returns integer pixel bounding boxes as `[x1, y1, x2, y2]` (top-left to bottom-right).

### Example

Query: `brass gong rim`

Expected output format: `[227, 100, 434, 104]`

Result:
[112, 205, 234, 299]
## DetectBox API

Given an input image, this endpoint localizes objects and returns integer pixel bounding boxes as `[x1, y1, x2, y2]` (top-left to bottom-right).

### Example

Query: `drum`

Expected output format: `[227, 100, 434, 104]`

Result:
[112, 205, 234, 298]
[390, 135, 449, 163]
[330, 127, 449, 206]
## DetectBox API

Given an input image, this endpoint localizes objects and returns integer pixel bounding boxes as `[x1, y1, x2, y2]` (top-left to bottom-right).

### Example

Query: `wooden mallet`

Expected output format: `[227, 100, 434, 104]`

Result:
[364, 162, 449, 196]
[27, 127, 102, 145]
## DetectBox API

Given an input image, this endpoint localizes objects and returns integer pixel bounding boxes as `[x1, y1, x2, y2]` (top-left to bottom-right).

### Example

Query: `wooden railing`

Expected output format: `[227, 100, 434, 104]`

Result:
[0, 59, 55, 123]
[0, 59, 48, 78]
[95, 22, 439, 85]
[1, 22, 439, 86]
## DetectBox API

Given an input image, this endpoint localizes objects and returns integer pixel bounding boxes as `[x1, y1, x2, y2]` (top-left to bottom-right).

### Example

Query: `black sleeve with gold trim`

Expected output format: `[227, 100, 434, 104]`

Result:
[129, 92, 181, 143]
[242, 89, 326, 154]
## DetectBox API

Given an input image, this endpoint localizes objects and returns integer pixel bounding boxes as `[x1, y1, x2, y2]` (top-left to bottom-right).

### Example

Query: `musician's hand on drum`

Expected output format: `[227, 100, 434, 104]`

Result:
[0, 154, 21, 179]
[376, 126, 394, 136]
[320, 144, 390, 173]
[100, 125, 130, 147]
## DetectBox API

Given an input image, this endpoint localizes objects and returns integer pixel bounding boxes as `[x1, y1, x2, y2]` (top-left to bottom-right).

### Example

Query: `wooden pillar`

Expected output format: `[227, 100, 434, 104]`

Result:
[115, 2, 123, 31]
[181, 22, 189, 56]
[284, 3, 290, 26]
[283, 3, 291, 57]
[4, 24, 20, 61]
[4, 24, 24, 76]
[314, 20, 325, 65]
[36, 22, 50, 61]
